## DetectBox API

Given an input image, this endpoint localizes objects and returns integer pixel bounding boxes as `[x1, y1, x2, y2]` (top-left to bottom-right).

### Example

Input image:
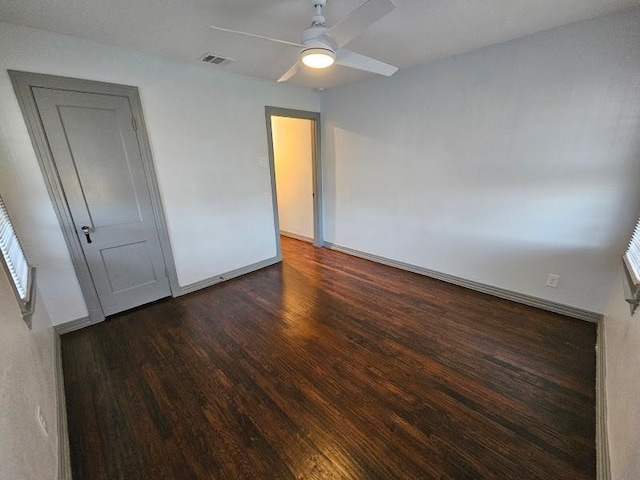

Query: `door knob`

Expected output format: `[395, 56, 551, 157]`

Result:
[81, 226, 93, 244]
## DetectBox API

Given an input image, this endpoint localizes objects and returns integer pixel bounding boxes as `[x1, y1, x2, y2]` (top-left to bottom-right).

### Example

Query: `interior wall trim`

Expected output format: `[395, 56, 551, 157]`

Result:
[54, 316, 92, 336]
[596, 320, 611, 480]
[280, 230, 314, 243]
[54, 334, 72, 480]
[324, 242, 603, 323]
[176, 255, 281, 296]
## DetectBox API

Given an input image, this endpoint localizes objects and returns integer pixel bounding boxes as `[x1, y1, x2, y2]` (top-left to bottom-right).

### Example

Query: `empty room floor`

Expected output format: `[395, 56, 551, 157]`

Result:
[61, 237, 596, 479]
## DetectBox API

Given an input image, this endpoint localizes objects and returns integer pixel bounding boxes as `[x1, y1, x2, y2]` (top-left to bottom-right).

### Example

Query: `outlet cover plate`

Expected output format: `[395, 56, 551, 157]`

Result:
[546, 274, 560, 288]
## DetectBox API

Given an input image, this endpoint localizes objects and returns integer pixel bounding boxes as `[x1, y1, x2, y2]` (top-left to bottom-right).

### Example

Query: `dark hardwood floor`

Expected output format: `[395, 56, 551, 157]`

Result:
[62, 237, 596, 479]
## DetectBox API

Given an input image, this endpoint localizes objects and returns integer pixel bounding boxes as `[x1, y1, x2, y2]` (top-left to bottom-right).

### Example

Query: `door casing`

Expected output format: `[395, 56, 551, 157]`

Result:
[10, 71, 180, 325]
[265, 106, 323, 255]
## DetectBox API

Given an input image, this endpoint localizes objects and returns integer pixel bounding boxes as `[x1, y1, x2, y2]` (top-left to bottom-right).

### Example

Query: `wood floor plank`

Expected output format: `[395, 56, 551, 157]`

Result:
[62, 236, 596, 479]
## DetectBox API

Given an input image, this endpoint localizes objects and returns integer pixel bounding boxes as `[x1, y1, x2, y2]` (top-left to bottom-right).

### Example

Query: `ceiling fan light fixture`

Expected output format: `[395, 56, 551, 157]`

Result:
[301, 48, 336, 69]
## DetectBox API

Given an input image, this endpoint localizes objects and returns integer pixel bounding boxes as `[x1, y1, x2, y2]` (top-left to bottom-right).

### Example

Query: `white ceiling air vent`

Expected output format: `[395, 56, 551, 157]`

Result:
[199, 52, 236, 66]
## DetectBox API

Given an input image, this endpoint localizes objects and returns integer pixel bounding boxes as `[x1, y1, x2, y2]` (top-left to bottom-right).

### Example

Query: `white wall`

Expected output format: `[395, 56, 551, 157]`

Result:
[272, 116, 315, 240]
[322, 9, 640, 314]
[0, 22, 321, 325]
[0, 275, 58, 480]
[604, 268, 640, 479]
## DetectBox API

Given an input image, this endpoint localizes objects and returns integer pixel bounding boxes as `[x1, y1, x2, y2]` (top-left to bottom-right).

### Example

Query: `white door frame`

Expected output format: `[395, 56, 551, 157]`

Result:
[265, 107, 323, 254]
[10, 71, 180, 326]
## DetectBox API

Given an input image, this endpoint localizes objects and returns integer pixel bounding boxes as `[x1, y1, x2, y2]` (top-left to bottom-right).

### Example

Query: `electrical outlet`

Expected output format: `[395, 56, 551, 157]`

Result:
[36, 406, 48, 436]
[258, 156, 268, 168]
[545, 274, 560, 288]
[263, 192, 271, 203]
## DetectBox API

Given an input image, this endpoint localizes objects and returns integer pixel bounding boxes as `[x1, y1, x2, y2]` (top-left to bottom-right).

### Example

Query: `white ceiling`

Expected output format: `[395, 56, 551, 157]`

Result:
[0, 0, 637, 89]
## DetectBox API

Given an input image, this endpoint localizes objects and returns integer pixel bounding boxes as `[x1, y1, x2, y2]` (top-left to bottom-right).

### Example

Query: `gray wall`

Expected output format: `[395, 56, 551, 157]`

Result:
[0, 274, 58, 480]
[604, 267, 640, 479]
[322, 9, 640, 314]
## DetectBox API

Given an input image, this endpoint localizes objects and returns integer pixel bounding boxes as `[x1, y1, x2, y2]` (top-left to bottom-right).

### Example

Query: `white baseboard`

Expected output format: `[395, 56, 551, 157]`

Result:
[323, 242, 603, 323]
[55, 334, 72, 480]
[54, 316, 92, 336]
[177, 255, 281, 296]
[280, 230, 314, 243]
[596, 319, 611, 480]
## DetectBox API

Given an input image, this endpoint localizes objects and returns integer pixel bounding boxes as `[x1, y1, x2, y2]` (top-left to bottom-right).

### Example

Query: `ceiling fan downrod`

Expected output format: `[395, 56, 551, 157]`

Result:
[311, 0, 327, 26]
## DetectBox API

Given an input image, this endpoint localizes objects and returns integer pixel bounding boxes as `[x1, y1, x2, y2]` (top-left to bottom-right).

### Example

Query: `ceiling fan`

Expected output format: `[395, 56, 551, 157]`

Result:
[210, 0, 399, 82]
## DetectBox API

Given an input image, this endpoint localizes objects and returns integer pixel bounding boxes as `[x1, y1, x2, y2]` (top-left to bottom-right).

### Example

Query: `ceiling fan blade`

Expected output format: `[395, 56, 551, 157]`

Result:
[277, 62, 300, 83]
[327, 0, 396, 49]
[209, 26, 304, 48]
[336, 49, 398, 76]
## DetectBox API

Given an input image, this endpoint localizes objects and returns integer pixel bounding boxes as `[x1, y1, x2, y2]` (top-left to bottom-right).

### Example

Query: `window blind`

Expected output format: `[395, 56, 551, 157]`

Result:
[0, 195, 34, 317]
[623, 219, 640, 288]
[623, 217, 640, 315]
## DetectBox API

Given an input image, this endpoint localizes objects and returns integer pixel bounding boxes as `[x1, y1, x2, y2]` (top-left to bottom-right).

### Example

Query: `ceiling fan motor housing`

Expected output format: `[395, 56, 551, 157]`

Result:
[301, 25, 336, 54]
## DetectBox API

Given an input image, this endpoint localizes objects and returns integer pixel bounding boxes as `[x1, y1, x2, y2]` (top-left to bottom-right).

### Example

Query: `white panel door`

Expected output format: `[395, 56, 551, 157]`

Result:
[33, 87, 171, 315]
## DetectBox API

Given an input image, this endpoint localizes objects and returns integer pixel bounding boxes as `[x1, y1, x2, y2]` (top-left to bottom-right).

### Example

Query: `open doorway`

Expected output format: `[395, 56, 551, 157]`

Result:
[265, 107, 322, 253]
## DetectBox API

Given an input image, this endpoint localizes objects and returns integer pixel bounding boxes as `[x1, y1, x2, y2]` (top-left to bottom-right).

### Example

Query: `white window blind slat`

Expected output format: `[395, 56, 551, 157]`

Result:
[0, 196, 30, 301]
[622, 220, 640, 313]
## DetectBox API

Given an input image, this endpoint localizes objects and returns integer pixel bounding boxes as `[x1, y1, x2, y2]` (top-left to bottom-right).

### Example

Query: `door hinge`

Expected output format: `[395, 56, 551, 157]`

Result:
[131, 117, 138, 131]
